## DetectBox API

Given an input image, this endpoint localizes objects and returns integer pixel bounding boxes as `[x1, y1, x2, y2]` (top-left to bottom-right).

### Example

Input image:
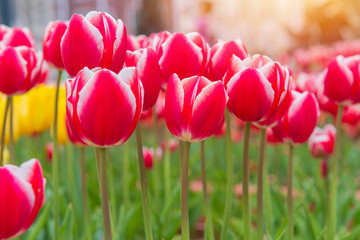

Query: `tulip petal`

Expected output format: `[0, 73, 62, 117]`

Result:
[190, 80, 227, 141]
[111, 19, 127, 73]
[165, 74, 184, 139]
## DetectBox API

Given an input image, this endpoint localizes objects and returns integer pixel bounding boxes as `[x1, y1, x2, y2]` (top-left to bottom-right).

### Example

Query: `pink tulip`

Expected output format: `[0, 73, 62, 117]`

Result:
[208, 38, 248, 81]
[323, 55, 360, 105]
[66, 67, 143, 147]
[342, 104, 360, 139]
[0, 159, 46, 239]
[0, 25, 9, 41]
[271, 91, 320, 144]
[61, 11, 127, 77]
[225, 54, 291, 126]
[0, 27, 35, 48]
[125, 48, 163, 111]
[165, 74, 227, 142]
[0, 45, 43, 95]
[143, 147, 163, 169]
[38, 61, 50, 84]
[42, 20, 67, 69]
[45, 142, 54, 163]
[308, 124, 336, 158]
[159, 32, 209, 80]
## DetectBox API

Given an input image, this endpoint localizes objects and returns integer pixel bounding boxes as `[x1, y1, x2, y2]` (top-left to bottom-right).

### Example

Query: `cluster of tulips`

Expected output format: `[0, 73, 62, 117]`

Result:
[0, 9, 359, 240]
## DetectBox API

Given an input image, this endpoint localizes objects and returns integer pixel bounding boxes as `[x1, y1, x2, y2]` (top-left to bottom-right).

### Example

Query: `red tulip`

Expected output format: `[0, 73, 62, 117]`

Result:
[126, 34, 140, 51]
[66, 67, 143, 147]
[342, 104, 360, 139]
[165, 74, 227, 142]
[159, 32, 209, 80]
[143, 147, 163, 169]
[208, 38, 248, 81]
[38, 61, 50, 84]
[42, 20, 67, 69]
[271, 91, 320, 144]
[0, 27, 35, 48]
[0, 46, 43, 95]
[323, 55, 360, 105]
[0, 25, 9, 41]
[45, 142, 54, 162]
[225, 54, 291, 126]
[125, 48, 163, 111]
[0, 159, 46, 239]
[60, 11, 127, 77]
[308, 124, 336, 158]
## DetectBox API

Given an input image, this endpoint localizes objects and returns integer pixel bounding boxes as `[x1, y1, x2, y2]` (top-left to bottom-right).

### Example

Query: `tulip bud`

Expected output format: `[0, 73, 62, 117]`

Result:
[66, 67, 143, 147]
[61, 11, 127, 77]
[0, 26, 35, 48]
[271, 91, 320, 144]
[225, 54, 291, 126]
[165, 74, 227, 142]
[42, 20, 67, 69]
[0, 159, 46, 239]
[208, 38, 248, 81]
[323, 55, 360, 105]
[0, 46, 43, 96]
[308, 124, 336, 158]
[45, 142, 54, 163]
[125, 48, 163, 111]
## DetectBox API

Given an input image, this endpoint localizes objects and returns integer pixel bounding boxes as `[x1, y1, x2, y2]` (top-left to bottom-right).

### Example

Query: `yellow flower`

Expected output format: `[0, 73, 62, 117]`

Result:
[55, 86, 68, 145]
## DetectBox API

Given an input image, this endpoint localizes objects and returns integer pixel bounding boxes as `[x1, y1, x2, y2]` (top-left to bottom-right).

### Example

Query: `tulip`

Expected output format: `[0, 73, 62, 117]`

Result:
[165, 74, 227, 240]
[0, 46, 43, 96]
[165, 74, 227, 142]
[53, 86, 68, 145]
[143, 147, 163, 169]
[66, 67, 142, 147]
[42, 20, 67, 69]
[225, 54, 291, 125]
[38, 61, 51, 84]
[208, 38, 248, 81]
[0, 25, 9, 41]
[159, 32, 209, 81]
[342, 104, 360, 139]
[125, 48, 163, 111]
[308, 124, 336, 159]
[61, 11, 127, 77]
[0, 26, 35, 48]
[45, 142, 54, 163]
[272, 91, 319, 145]
[323, 55, 360, 105]
[0, 159, 46, 239]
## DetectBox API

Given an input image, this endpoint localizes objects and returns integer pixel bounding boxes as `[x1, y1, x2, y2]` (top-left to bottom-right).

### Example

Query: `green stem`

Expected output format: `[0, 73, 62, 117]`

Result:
[95, 147, 112, 240]
[220, 109, 233, 240]
[179, 141, 184, 183]
[328, 105, 344, 240]
[66, 143, 77, 237]
[201, 141, 215, 240]
[52, 70, 62, 240]
[287, 144, 294, 240]
[9, 96, 15, 164]
[152, 109, 160, 204]
[123, 141, 130, 207]
[0, 96, 11, 165]
[181, 141, 191, 240]
[243, 122, 251, 240]
[135, 125, 154, 240]
[257, 128, 266, 240]
[164, 128, 171, 203]
[263, 141, 273, 235]
[80, 147, 92, 240]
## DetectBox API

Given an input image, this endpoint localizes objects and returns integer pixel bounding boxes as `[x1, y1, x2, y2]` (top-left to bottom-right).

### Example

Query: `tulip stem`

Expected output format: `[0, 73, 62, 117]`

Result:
[243, 122, 251, 240]
[135, 125, 154, 240]
[80, 147, 92, 240]
[257, 128, 266, 240]
[287, 144, 294, 240]
[328, 105, 344, 240]
[66, 143, 78, 237]
[179, 141, 184, 183]
[9, 96, 15, 164]
[263, 139, 273, 235]
[201, 141, 215, 240]
[122, 141, 130, 207]
[52, 70, 62, 240]
[220, 109, 233, 240]
[0, 96, 10, 165]
[181, 141, 191, 240]
[95, 147, 112, 240]
[164, 128, 171, 203]
[152, 109, 160, 205]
